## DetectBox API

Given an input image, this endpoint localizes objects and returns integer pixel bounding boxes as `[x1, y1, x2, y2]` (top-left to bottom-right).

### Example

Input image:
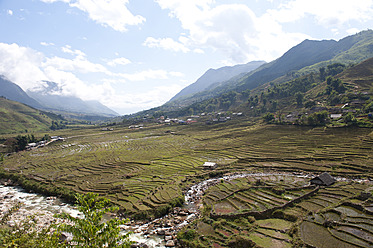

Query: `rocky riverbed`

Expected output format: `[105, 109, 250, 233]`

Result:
[0, 179, 198, 248]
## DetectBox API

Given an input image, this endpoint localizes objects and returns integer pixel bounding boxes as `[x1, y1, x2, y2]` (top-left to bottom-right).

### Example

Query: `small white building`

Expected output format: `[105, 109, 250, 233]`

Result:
[202, 162, 217, 169]
[330, 113, 342, 119]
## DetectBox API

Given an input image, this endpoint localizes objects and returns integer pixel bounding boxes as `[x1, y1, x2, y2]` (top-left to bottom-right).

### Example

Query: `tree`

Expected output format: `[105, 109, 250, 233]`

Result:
[319, 67, 326, 81]
[295, 92, 304, 107]
[16, 135, 28, 151]
[343, 112, 357, 126]
[307, 111, 329, 126]
[4, 138, 18, 152]
[263, 113, 275, 123]
[57, 193, 132, 248]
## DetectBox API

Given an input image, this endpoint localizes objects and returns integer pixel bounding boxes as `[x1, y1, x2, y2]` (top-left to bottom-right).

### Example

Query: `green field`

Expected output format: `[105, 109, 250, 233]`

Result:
[1, 121, 372, 217]
[1, 118, 373, 246]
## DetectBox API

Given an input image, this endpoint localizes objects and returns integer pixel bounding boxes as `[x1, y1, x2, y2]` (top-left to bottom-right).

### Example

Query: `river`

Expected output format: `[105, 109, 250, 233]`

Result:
[0, 184, 164, 247]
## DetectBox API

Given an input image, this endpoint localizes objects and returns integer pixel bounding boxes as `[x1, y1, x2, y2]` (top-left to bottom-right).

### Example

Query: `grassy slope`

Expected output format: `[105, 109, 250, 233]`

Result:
[0, 97, 53, 134]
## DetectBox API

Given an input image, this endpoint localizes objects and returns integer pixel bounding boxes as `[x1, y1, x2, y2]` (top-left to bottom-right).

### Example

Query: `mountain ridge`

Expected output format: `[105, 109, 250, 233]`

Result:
[168, 60, 265, 102]
[0, 76, 43, 109]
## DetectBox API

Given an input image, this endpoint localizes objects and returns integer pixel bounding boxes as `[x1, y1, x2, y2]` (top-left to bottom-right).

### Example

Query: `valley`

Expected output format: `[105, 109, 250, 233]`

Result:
[1, 30, 373, 247]
[1, 119, 372, 247]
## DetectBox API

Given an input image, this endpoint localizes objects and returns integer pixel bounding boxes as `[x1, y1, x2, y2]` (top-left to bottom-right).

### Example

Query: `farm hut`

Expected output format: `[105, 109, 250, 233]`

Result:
[310, 172, 336, 186]
[330, 113, 342, 119]
[202, 162, 217, 170]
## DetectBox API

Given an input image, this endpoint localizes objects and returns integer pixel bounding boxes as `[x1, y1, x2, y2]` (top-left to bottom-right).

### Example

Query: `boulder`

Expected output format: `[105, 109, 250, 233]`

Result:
[165, 240, 175, 247]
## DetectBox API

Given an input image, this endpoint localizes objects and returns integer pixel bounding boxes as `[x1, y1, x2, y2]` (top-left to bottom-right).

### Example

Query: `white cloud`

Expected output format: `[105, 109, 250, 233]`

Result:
[106, 84, 185, 114]
[0, 42, 185, 114]
[44, 56, 110, 74]
[117, 69, 179, 81]
[143, 37, 190, 53]
[155, 1, 307, 62]
[7, 10, 13, 15]
[61, 45, 86, 57]
[40, 41, 55, 46]
[107, 57, 131, 67]
[154, 0, 373, 63]
[41, 0, 145, 32]
[347, 28, 361, 35]
[268, 0, 373, 26]
[0, 43, 47, 90]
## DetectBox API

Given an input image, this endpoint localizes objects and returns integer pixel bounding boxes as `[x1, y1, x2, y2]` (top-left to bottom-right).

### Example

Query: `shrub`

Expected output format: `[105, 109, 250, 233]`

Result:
[227, 235, 256, 248]
[56, 193, 132, 248]
[179, 229, 197, 240]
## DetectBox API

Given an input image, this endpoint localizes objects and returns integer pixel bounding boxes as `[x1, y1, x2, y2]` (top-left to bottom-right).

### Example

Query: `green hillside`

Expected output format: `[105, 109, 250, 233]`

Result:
[0, 97, 61, 134]
[297, 30, 373, 76]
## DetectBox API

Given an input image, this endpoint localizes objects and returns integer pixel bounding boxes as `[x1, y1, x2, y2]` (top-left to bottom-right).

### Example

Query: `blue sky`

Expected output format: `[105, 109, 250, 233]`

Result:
[0, 0, 372, 114]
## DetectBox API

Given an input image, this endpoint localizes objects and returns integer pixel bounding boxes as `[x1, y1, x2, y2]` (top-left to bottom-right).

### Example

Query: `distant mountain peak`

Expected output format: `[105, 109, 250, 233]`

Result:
[169, 60, 266, 102]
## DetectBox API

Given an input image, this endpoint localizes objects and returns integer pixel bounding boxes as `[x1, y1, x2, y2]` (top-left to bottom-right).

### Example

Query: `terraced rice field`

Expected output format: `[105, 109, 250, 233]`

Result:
[204, 175, 312, 216]
[180, 174, 373, 247]
[1, 122, 372, 220]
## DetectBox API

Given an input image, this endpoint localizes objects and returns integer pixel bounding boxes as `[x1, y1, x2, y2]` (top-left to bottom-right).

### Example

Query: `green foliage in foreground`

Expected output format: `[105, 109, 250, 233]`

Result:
[57, 193, 132, 248]
[0, 193, 132, 248]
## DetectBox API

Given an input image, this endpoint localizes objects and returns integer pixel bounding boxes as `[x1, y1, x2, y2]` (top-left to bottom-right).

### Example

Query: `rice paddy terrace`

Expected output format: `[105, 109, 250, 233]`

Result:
[1, 121, 372, 223]
[180, 174, 373, 248]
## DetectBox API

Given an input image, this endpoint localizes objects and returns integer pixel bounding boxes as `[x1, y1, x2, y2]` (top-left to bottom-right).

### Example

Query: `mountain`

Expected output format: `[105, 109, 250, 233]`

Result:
[236, 30, 373, 92]
[0, 76, 43, 109]
[131, 30, 373, 118]
[169, 61, 265, 102]
[0, 97, 60, 134]
[27, 81, 119, 117]
[185, 31, 373, 107]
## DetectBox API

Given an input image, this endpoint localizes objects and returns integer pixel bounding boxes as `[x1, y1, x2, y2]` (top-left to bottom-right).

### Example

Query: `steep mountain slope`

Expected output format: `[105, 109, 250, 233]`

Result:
[0, 97, 58, 134]
[169, 60, 265, 102]
[237, 30, 373, 92]
[27, 81, 118, 117]
[0, 76, 43, 109]
[298, 30, 373, 75]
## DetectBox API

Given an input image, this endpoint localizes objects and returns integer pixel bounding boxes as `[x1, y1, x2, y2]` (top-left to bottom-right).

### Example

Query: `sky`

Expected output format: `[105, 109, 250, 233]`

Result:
[0, 0, 372, 115]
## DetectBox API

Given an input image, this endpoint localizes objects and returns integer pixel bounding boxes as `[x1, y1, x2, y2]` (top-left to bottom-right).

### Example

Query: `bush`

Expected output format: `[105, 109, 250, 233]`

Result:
[178, 229, 197, 240]
[227, 235, 256, 248]
[56, 193, 132, 248]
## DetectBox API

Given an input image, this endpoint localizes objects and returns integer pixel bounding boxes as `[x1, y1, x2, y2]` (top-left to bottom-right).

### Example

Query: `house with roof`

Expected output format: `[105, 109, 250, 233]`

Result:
[310, 172, 336, 186]
[330, 113, 342, 119]
[202, 162, 217, 170]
